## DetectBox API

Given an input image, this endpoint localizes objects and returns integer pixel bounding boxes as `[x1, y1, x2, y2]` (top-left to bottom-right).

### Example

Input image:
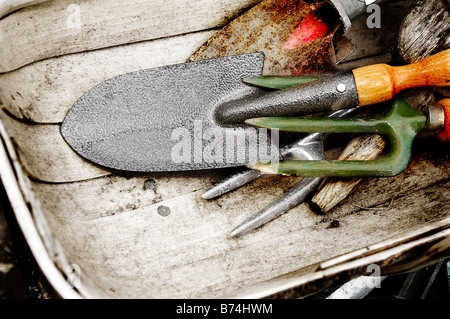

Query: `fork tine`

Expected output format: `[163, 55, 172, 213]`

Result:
[201, 169, 263, 200]
[201, 108, 362, 236]
[202, 108, 360, 199]
[203, 74, 362, 236]
[229, 177, 323, 237]
[201, 75, 323, 199]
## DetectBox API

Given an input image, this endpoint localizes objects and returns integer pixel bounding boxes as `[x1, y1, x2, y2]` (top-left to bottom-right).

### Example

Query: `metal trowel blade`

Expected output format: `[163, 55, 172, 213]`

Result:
[61, 52, 281, 172]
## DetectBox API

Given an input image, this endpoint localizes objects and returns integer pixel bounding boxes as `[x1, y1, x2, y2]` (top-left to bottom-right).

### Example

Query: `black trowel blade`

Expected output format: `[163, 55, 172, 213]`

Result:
[61, 52, 280, 172]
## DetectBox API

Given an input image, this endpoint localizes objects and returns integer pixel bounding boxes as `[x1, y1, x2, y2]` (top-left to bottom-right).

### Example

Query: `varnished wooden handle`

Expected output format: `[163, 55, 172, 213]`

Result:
[353, 49, 450, 106]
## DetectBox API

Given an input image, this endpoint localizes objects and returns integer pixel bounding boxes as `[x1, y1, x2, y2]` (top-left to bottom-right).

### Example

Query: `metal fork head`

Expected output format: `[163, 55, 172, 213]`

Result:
[246, 97, 428, 178]
[202, 107, 359, 200]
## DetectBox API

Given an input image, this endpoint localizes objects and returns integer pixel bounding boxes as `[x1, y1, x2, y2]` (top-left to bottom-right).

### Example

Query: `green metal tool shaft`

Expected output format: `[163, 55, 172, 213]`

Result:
[246, 97, 428, 177]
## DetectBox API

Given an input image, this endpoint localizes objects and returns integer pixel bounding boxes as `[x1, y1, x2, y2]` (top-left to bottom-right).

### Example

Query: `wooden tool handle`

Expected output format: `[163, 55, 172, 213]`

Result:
[353, 49, 450, 106]
[437, 99, 450, 141]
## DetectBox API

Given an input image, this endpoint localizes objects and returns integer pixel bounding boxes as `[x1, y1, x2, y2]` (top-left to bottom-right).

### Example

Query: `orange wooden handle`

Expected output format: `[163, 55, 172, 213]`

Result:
[353, 49, 450, 106]
[437, 99, 450, 141]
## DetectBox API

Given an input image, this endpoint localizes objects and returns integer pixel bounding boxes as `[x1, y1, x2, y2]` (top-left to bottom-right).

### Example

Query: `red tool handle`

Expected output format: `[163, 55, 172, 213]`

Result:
[437, 99, 450, 141]
[352, 49, 450, 106]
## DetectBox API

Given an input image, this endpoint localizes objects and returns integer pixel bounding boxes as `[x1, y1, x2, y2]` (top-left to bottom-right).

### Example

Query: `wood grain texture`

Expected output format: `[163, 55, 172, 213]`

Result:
[0, 110, 110, 182]
[0, 0, 261, 73]
[311, 134, 385, 214]
[395, 0, 450, 99]
[396, 0, 450, 64]
[28, 146, 450, 298]
[0, 30, 215, 123]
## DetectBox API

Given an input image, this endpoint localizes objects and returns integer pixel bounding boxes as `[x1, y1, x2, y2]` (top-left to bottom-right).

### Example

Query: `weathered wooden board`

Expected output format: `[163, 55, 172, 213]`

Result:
[0, 30, 215, 124]
[29, 146, 450, 298]
[0, 110, 110, 182]
[0, 0, 261, 73]
[31, 171, 233, 221]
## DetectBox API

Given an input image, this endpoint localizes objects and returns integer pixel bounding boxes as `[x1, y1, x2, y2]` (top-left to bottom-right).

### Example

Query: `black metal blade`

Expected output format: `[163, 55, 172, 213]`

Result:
[61, 52, 280, 172]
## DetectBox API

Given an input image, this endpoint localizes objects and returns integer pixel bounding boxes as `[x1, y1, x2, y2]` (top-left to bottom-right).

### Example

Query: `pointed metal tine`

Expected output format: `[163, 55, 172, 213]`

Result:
[202, 132, 323, 200]
[243, 75, 323, 90]
[229, 107, 363, 237]
[202, 75, 326, 200]
[201, 129, 326, 200]
[203, 74, 363, 236]
[202, 108, 361, 199]
[201, 169, 262, 199]
[229, 177, 323, 237]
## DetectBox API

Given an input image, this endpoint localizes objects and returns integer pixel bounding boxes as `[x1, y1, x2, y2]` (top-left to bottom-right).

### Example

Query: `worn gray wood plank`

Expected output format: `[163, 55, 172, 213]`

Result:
[29, 148, 450, 298]
[0, 30, 215, 123]
[0, 110, 110, 182]
[30, 171, 232, 221]
[0, 0, 261, 73]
